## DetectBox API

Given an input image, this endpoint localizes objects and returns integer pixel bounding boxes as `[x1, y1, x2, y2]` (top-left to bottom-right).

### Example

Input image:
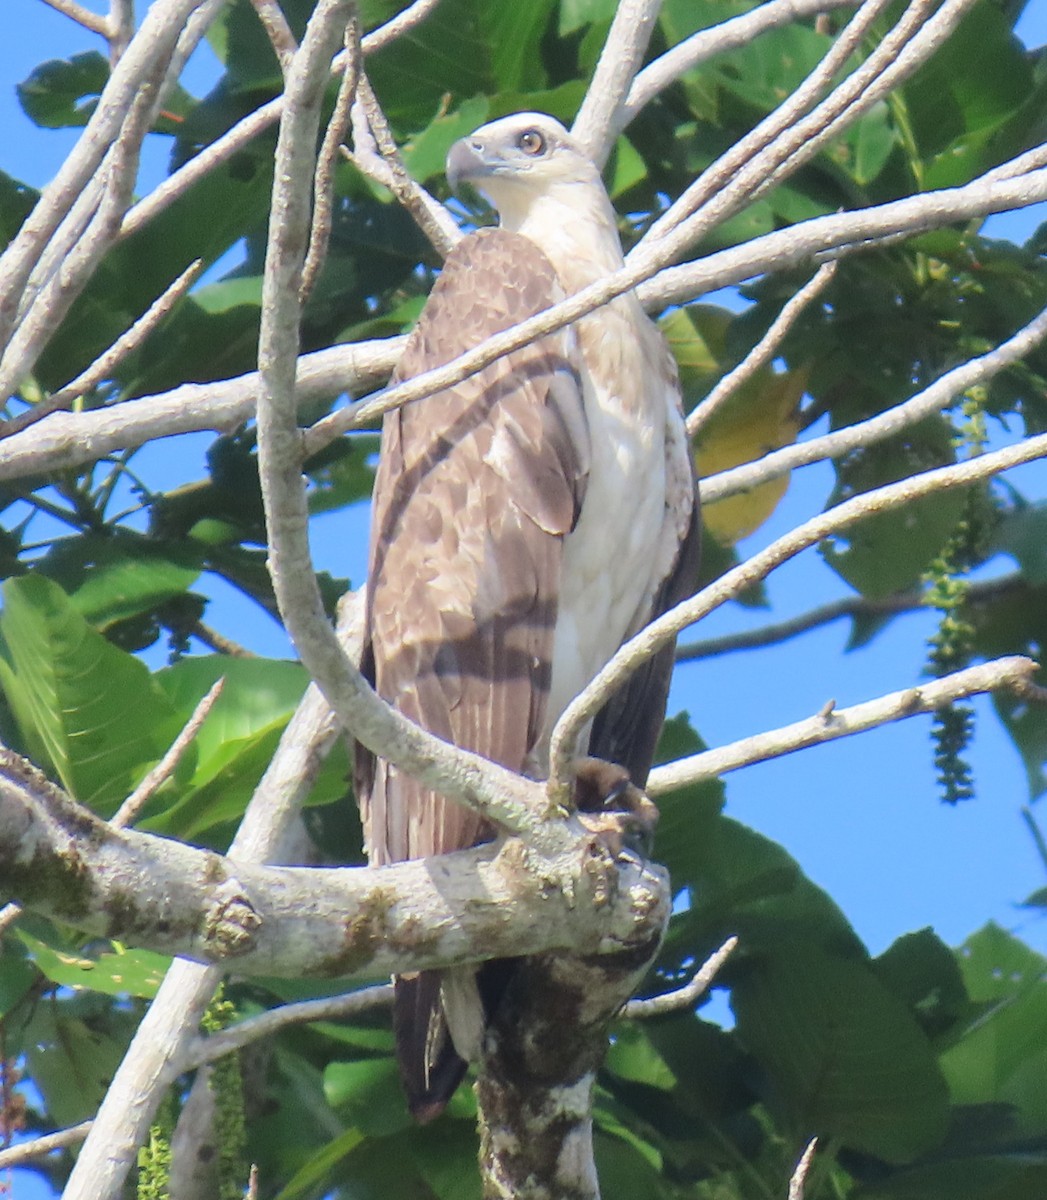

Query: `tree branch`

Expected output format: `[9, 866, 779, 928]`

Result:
[647, 656, 1040, 792]
[184, 983, 393, 1069]
[346, 73, 460, 255]
[549, 429, 1047, 791]
[40, 0, 109, 36]
[675, 573, 1024, 662]
[0, 1119, 93, 1170]
[572, 0, 665, 166]
[789, 1138, 819, 1200]
[0, 750, 666, 979]
[701, 300, 1047, 504]
[620, 0, 860, 132]
[0, 336, 402, 481]
[622, 935, 739, 1018]
[688, 261, 837, 437]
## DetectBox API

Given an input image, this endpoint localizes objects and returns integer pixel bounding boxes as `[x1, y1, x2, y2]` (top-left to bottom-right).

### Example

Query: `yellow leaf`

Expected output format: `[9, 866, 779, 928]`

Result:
[697, 368, 807, 545]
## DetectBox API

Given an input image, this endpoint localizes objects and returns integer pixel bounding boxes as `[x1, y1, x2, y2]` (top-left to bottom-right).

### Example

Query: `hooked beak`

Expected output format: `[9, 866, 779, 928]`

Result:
[446, 138, 489, 195]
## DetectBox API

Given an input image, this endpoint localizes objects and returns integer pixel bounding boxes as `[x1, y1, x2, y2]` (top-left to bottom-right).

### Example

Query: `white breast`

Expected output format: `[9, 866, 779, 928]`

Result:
[539, 297, 675, 759]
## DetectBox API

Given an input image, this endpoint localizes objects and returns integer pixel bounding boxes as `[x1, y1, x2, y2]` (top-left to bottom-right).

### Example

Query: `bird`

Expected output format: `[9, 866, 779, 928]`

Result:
[355, 112, 699, 1122]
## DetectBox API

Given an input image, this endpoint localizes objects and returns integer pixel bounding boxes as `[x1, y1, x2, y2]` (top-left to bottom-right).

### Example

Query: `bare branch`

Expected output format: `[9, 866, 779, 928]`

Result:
[0, 1119, 93, 1169]
[675, 573, 1024, 662]
[789, 1138, 819, 1200]
[701, 300, 1047, 504]
[190, 621, 256, 658]
[0, 259, 204, 440]
[249, 0, 298, 69]
[111, 678, 225, 828]
[648, 656, 1041, 792]
[0, 0, 213, 355]
[572, 0, 664, 166]
[688, 261, 837, 438]
[346, 74, 460, 255]
[623, 935, 739, 1019]
[360, 0, 442, 53]
[185, 983, 393, 1068]
[0, 336, 402, 482]
[550, 429, 1047, 790]
[107, 0, 135, 61]
[621, 0, 860, 131]
[39, 0, 108, 36]
[120, 0, 445, 245]
[301, 16, 361, 305]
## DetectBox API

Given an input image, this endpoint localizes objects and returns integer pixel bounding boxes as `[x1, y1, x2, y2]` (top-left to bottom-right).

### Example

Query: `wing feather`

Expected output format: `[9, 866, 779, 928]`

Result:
[357, 227, 588, 866]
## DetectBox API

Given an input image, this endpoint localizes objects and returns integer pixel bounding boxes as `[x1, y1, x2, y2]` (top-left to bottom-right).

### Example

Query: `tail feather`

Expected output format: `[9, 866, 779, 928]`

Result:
[393, 972, 468, 1123]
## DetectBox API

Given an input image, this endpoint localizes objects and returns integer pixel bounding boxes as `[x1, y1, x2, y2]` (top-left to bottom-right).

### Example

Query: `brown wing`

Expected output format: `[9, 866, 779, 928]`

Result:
[356, 227, 588, 867]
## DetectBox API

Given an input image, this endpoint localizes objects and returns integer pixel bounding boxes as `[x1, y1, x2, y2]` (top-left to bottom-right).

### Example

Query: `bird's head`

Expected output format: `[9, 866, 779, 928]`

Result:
[446, 113, 605, 232]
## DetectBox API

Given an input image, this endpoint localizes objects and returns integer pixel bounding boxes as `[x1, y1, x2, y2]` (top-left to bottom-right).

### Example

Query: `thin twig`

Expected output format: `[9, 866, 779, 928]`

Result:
[641, 0, 901, 247]
[246, 1164, 260, 1200]
[621, 0, 860, 131]
[623, 936, 738, 1019]
[688, 262, 836, 437]
[549, 428, 1047, 796]
[249, 0, 298, 69]
[0, 259, 203, 440]
[647, 656, 1040, 793]
[675, 573, 1024, 662]
[0, 1119, 93, 1169]
[120, 0, 445, 246]
[360, 0, 442, 53]
[190, 621, 256, 658]
[0, 902, 21, 937]
[39, 0, 108, 35]
[346, 74, 459, 256]
[701, 299, 1047, 504]
[107, 0, 135, 62]
[789, 1138, 819, 1200]
[301, 15, 361, 305]
[184, 982, 393, 1068]
[110, 678, 225, 828]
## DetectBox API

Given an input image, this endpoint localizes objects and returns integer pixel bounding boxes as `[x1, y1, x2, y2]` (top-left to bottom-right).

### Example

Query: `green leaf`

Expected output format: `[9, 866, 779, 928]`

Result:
[17, 52, 109, 129]
[854, 1151, 1047, 1200]
[993, 503, 1047, 583]
[402, 96, 491, 183]
[24, 998, 135, 1127]
[15, 930, 169, 999]
[324, 1057, 412, 1136]
[145, 655, 349, 837]
[0, 575, 178, 814]
[37, 532, 201, 629]
[273, 1125, 365, 1200]
[651, 712, 725, 889]
[940, 924, 1047, 1133]
[733, 941, 950, 1162]
[0, 936, 37, 1018]
[604, 1024, 677, 1091]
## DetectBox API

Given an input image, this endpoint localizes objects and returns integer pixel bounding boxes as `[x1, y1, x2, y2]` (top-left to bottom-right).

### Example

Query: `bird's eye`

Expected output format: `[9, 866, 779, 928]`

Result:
[517, 129, 547, 156]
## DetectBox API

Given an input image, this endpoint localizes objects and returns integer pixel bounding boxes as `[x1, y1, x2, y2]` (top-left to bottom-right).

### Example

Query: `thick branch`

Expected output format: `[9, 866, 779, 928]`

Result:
[0, 337, 402, 481]
[647, 656, 1040, 792]
[0, 753, 666, 980]
[572, 0, 664, 166]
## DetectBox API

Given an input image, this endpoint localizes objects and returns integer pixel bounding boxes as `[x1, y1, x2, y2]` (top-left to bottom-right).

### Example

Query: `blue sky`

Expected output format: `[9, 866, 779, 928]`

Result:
[2, 1, 1047, 1195]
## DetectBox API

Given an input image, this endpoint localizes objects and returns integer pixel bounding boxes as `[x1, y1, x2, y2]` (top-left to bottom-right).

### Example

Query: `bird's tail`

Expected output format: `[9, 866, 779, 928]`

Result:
[393, 971, 469, 1123]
